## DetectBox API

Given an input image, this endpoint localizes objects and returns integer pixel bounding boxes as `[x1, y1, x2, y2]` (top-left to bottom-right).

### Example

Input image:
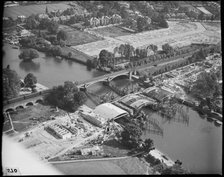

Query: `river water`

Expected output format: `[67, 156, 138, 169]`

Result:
[3, 44, 222, 174]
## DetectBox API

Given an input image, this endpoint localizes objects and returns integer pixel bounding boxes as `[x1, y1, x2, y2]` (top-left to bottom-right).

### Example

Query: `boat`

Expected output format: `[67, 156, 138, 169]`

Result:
[198, 110, 207, 119]
[214, 120, 222, 127]
[207, 117, 214, 122]
[56, 56, 62, 60]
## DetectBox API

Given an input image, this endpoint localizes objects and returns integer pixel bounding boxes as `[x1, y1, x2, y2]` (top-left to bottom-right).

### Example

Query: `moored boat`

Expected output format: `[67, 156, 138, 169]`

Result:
[207, 117, 214, 122]
[214, 120, 222, 127]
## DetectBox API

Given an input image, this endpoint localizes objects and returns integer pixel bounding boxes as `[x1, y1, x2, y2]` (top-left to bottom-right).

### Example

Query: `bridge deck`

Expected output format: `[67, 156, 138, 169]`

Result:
[4, 95, 44, 111]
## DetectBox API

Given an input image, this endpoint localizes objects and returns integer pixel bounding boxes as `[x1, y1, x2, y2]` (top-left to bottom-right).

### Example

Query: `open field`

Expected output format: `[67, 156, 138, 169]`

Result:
[72, 38, 124, 57]
[4, 3, 71, 19]
[59, 25, 103, 46]
[52, 159, 126, 175]
[90, 26, 133, 38]
[9, 104, 66, 133]
[73, 21, 221, 57]
[52, 156, 149, 175]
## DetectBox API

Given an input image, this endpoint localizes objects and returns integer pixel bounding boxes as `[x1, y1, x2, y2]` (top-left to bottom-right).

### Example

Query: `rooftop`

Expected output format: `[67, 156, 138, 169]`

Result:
[94, 103, 129, 120]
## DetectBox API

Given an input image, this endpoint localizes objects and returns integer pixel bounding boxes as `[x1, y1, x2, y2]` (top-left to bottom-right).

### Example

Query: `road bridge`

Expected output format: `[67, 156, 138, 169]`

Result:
[3, 49, 198, 112]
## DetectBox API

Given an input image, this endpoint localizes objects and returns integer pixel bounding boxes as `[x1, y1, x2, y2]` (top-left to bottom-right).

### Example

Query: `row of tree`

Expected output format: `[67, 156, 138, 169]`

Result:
[19, 36, 65, 58]
[97, 43, 176, 69]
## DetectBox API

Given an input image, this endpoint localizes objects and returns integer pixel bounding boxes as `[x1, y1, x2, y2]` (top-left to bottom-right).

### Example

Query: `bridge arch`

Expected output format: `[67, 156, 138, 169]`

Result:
[15, 105, 25, 110]
[110, 74, 129, 81]
[26, 102, 34, 106]
[35, 99, 43, 104]
[83, 80, 109, 89]
[5, 108, 15, 112]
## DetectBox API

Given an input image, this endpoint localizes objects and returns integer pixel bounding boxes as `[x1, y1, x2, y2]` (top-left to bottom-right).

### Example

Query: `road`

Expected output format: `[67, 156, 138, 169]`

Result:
[49, 155, 129, 164]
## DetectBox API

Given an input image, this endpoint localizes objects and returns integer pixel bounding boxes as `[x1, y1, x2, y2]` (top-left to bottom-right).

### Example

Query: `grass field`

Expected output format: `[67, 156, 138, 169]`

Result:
[59, 25, 103, 46]
[53, 160, 126, 175]
[4, 3, 71, 19]
[9, 104, 66, 132]
[91, 26, 133, 38]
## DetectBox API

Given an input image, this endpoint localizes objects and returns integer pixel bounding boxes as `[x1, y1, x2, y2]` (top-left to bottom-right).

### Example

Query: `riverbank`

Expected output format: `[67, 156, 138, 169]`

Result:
[48, 147, 175, 175]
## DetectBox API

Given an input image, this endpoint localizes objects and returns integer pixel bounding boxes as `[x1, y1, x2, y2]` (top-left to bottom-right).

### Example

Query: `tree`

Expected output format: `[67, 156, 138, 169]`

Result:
[19, 49, 39, 61]
[45, 6, 49, 14]
[159, 18, 168, 28]
[118, 44, 125, 57]
[3, 67, 21, 100]
[148, 44, 158, 54]
[49, 46, 62, 56]
[24, 73, 37, 88]
[162, 43, 174, 55]
[137, 16, 149, 32]
[68, 52, 72, 58]
[44, 81, 85, 112]
[57, 30, 68, 41]
[39, 18, 51, 29]
[190, 71, 219, 101]
[25, 14, 40, 29]
[47, 21, 59, 34]
[99, 49, 111, 67]
[74, 91, 87, 105]
[120, 122, 143, 148]
[124, 44, 135, 61]
[142, 138, 154, 152]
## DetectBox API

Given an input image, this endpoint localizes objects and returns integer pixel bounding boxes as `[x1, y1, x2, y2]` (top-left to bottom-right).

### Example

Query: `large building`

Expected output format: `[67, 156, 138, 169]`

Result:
[119, 93, 157, 111]
[45, 123, 72, 139]
[94, 103, 129, 121]
[78, 103, 129, 127]
[78, 105, 103, 127]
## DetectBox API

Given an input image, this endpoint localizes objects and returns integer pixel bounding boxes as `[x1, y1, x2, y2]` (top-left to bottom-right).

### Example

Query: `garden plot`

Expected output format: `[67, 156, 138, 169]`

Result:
[59, 25, 103, 46]
[115, 22, 205, 49]
[73, 21, 207, 57]
[72, 38, 124, 57]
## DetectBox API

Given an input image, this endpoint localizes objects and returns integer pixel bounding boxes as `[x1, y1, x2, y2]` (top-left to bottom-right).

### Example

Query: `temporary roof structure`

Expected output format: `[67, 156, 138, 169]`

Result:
[94, 103, 128, 121]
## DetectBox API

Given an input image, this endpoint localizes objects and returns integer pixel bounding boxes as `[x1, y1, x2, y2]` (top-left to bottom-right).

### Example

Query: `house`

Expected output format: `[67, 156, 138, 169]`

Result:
[4, 1, 19, 7]
[50, 9, 63, 17]
[38, 13, 49, 19]
[179, 4, 201, 14]
[196, 7, 213, 18]
[153, 4, 164, 11]
[3, 17, 10, 21]
[100, 16, 111, 26]
[19, 29, 31, 37]
[80, 146, 101, 156]
[89, 17, 100, 27]
[51, 17, 59, 22]
[118, 1, 130, 9]
[208, 2, 220, 10]
[111, 14, 122, 24]
[145, 16, 151, 25]
[17, 15, 26, 23]
[45, 123, 72, 139]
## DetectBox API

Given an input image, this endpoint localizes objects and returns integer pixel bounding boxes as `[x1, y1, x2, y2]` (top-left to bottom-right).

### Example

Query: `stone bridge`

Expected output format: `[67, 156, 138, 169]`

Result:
[3, 70, 137, 112]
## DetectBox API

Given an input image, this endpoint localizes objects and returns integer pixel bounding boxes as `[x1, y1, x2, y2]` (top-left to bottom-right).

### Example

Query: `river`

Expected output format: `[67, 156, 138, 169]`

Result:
[3, 43, 105, 88]
[3, 44, 222, 174]
[142, 107, 222, 174]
